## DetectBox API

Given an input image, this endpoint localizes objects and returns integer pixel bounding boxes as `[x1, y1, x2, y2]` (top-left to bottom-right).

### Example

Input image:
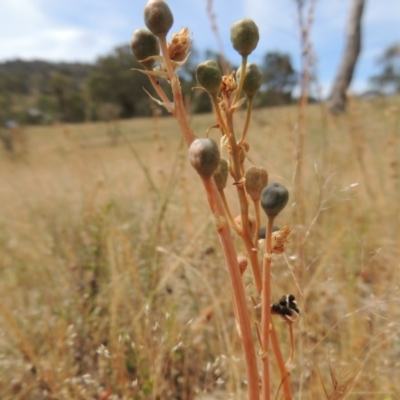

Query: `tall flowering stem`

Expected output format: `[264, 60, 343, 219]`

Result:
[132, 2, 299, 399]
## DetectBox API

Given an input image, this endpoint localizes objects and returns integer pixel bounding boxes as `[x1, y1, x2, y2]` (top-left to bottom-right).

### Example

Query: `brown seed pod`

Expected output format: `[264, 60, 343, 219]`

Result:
[237, 254, 248, 275]
[144, 0, 174, 37]
[230, 19, 259, 57]
[130, 29, 160, 69]
[245, 166, 268, 202]
[234, 214, 256, 238]
[189, 138, 220, 178]
[213, 158, 229, 191]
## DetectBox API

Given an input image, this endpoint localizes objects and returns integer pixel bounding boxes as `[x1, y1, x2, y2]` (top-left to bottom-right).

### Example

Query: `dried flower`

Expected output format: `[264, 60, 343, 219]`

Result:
[168, 27, 191, 62]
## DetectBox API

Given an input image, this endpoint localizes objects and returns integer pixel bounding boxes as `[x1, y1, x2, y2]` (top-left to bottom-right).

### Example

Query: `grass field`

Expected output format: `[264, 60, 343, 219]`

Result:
[0, 97, 399, 399]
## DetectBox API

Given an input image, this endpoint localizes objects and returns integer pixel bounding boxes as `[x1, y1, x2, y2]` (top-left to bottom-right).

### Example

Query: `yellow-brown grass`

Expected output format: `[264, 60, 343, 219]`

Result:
[0, 97, 399, 399]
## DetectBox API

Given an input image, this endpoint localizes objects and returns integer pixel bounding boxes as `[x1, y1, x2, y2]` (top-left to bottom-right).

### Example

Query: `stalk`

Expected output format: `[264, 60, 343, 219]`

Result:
[159, 33, 260, 400]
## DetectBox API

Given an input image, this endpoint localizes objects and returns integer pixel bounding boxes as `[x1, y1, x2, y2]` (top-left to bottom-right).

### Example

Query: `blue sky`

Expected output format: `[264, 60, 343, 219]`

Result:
[2, 0, 399, 96]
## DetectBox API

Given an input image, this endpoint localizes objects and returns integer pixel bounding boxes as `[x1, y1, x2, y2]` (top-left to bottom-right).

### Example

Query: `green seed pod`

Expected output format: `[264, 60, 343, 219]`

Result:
[260, 183, 289, 218]
[236, 63, 262, 98]
[189, 138, 220, 179]
[196, 60, 222, 96]
[230, 19, 259, 57]
[130, 29, 160, 69]
[245, 166, 268, 202]
[144, 0, 174, 37]
[213, 158, 229, 191]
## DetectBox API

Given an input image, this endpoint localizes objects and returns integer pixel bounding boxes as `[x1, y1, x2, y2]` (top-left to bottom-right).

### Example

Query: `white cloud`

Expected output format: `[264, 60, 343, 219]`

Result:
[1, 0, 399, 95]
[0, 0, 132, 61]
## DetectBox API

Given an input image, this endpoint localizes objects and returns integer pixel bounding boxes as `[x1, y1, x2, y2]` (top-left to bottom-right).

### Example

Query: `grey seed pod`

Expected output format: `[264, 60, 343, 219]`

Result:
[196, 60, 222, 96]
[144, 0, 174, 37]
[236, 63, 262, 98]
[245, 166, 268, 202]
[258, 225, 280, 239]
[260, 183, 289, 218]
[130, 29, 160, 69]
[189, 138, 220, 179]
[230, 19, 259, 57]
[213, 158, 229, 191]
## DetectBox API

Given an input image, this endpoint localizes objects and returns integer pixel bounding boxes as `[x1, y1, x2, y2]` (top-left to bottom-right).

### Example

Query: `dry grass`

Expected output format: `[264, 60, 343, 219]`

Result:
[0, 97, 399, 399]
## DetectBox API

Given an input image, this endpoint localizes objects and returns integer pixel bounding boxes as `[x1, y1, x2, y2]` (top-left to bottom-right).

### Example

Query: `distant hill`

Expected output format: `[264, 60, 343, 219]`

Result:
[0, 59, 93, 96]
[0, 46, 310, 125]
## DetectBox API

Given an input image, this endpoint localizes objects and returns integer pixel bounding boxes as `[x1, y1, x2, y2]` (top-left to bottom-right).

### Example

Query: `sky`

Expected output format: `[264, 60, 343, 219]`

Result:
[1, 0, 399, 97]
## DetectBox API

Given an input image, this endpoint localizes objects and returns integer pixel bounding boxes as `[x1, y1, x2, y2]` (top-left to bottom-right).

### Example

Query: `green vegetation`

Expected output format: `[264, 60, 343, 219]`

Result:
[0, 46, 300, 126]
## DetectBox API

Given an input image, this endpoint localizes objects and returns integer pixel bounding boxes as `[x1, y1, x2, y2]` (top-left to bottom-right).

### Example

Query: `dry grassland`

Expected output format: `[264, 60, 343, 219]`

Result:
[0, 97, 399, 399]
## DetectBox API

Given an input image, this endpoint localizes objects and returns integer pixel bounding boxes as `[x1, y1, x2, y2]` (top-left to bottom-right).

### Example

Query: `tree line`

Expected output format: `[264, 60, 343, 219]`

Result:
[0, 41, 398, 126]
[0, 47, 299, 125]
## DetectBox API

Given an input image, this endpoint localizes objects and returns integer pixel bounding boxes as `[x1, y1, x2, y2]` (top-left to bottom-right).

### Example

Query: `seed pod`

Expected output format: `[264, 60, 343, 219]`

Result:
[230, 19, 259, 57]
[237, 254, 248, 275]
[189, 138, 220, 179]
[260, 183, 289, 218]
[234, 214, 256, 238]
[213, 158, 229, 191]
[144, 0, 174, 37]
[130, 29, 160, 69]
[236, 63, 262, 98]
[258, 225, 280, 239]
[245, 166, 268, 202]
[196, 60, 222, 96]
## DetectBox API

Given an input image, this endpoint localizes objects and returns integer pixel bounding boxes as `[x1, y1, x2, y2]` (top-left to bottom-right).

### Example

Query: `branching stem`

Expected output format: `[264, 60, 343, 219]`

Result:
[157, 32, 260, 400]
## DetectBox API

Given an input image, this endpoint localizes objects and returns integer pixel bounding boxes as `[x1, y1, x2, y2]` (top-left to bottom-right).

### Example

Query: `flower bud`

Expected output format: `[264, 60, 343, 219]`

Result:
[144, 0, 174, 37]
[213, 158, 229, 191]
[236, 63, 262, 98]
[189, 138, 220, 179]
[260, 183, 289, 218]
[130, 29, 160, 69]
[245, 166, 268, 202]
[196, 60, 222, 96]
[230, 19, 259, 57]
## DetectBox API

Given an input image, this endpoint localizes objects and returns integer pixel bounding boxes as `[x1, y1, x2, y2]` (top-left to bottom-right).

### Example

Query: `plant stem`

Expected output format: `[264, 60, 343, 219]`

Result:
[239, 97, 254, 144]
[202, 177, 260, 400]
[158, 33, 260, 400]
[211, 95, 230, 138]
[270, 320, 292, 399]
[225, 108, 263, 294]
[218, 189, 241, 234]
[148, 75, 172, 105]
[158, 35, 196, 146]
[260, 217, 274, 400]
[253, 199, 261, 247]
[232, 55, 248, 107]
[263, 219, 293, 399]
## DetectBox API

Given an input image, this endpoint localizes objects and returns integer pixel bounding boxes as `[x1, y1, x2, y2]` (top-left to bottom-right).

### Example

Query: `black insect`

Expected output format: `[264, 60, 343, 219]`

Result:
[271, 294, 300, 321]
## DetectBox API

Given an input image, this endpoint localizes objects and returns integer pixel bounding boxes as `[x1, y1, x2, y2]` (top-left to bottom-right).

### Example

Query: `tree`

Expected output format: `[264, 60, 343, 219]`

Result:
[88, 45, 155, 119]
[49, 72, 86, 122]
[370, 44, 400, 94]
[257, 52, 297, 107]
[328, 0, 366, 114]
